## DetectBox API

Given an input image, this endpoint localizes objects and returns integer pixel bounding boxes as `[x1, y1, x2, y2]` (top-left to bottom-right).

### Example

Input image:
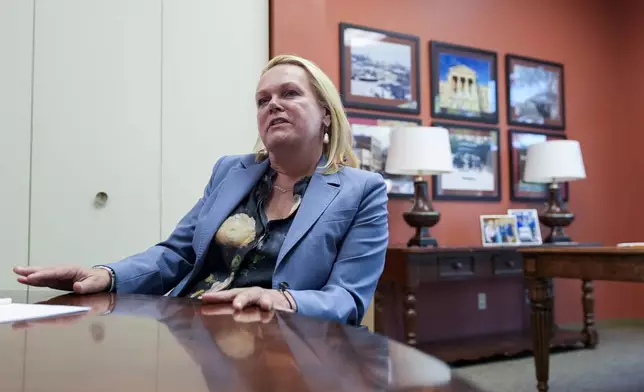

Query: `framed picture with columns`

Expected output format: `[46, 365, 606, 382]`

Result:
[429, 41, 499, 124]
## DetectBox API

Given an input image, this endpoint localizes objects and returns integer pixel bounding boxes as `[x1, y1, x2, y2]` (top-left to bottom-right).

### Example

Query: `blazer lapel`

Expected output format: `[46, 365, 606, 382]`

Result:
[170, 157, 268, 297]
[196, 157, 269, 263]
[276, 170, 340, 270]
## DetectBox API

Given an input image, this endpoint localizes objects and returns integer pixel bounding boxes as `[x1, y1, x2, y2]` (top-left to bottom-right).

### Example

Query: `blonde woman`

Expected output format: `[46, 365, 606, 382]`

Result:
[14, 55, 389, 326]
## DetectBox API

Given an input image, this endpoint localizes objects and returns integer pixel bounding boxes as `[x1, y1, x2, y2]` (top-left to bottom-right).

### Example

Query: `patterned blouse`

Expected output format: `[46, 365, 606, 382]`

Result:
[186, 166, 311, 298]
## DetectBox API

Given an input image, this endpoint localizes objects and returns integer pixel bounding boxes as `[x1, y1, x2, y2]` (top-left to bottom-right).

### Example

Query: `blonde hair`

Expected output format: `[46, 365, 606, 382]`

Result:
[253, 54, 358, 174]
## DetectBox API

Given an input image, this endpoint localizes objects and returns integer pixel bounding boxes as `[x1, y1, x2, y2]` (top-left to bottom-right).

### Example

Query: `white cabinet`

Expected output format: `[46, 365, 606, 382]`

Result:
[161, 0, 269, 236]
[30, 0, 162, 268]
[0, 0, 35, 291]
[0, 0, 269, 290]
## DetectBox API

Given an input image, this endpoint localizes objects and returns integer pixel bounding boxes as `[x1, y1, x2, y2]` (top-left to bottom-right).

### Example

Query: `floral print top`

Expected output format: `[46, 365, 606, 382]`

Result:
[186, 166, 311, 298]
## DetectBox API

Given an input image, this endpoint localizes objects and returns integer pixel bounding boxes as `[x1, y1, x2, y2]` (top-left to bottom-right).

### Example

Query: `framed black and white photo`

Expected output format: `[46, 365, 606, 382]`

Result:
[508, 129, 569, 202]
[339, 23, 420, 114]
[347, 112, 422, 198]
[430, 41, 499, 124]
[432, 122, 501, 201]
[506, 54, 566, 130]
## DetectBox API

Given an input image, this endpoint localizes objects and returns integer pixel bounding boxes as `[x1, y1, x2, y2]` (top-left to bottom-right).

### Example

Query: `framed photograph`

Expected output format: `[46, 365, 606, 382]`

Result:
[508, 129, 569, 202]
[430, 41, 499, 124]
[431, 122, 501, 201]
[507, 209, 542, 245]
[339, 23, 421, 114]
[480, 214, 520, 247]
[506, 54, 565, 130]
[347, 112, 422, 198]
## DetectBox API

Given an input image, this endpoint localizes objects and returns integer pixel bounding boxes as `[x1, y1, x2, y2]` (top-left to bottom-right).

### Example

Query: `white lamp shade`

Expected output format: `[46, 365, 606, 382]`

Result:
[523, 140, 587, 183]
[385, 127, 454, 176]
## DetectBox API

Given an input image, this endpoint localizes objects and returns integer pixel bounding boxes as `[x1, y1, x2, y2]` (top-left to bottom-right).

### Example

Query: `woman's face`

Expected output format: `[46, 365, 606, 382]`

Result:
[255, 64, 330, 154]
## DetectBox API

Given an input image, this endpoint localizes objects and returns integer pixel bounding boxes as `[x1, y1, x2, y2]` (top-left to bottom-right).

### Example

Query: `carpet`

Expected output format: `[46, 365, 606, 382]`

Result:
[453, 327, 644, 392]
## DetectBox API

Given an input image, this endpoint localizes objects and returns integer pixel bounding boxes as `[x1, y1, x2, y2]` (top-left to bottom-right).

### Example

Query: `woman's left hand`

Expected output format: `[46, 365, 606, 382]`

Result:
[201, 286, 296, 313]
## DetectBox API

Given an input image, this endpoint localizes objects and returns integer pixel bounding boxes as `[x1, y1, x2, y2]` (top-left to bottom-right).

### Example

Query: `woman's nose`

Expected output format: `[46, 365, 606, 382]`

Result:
[267, 98, 284, 112]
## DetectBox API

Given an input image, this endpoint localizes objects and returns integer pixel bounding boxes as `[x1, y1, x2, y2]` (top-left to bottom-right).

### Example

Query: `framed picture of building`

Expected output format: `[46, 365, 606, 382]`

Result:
[508, 129, 569, 202]
[347, 112, 421, 198]
[339, 23, 421, 114]
[430, 41, 499, 124]
[432, 122, 501, 201]
[506, 54, 566, 130]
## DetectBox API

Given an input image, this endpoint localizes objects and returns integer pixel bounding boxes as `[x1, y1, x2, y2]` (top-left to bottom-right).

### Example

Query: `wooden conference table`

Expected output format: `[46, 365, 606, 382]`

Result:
[0, 290, 483, 392]
[522, 246, 644, 392]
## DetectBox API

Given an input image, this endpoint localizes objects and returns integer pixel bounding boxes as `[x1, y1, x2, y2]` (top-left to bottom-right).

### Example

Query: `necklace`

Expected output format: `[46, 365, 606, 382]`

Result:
[273, 184, 292, 193]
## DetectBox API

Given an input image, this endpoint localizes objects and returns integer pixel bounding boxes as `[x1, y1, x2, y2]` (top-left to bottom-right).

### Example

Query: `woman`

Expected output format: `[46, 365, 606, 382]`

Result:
[13, 54, 389, 326]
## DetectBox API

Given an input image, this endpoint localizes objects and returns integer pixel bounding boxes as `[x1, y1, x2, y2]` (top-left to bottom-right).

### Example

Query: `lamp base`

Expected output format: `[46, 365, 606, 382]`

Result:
[403, 177, 440, 248]
[543, 228, 572, 244]
[540, 182, 575, 244]
[404, 212, 440, 247]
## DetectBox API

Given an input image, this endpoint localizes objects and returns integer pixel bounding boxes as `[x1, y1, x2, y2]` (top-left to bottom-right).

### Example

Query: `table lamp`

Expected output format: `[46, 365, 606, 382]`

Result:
[523, 140, 587, 243]
[385, 127, 454, 247]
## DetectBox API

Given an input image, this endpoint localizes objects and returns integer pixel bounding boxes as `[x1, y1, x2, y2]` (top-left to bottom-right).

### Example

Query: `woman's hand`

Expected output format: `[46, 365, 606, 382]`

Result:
[13, 265, 112, 294]
[201, 286, 296, 313]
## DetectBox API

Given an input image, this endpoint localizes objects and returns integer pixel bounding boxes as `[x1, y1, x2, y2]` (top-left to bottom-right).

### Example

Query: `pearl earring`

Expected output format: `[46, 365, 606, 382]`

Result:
[323, 130, 329, 143]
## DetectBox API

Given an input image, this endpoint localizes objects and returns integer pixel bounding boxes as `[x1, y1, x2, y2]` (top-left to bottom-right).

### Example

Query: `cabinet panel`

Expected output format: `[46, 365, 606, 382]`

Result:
[30, 0, 162, 267]
[161, 0, 269, 237]
[0, 0, 34, 290]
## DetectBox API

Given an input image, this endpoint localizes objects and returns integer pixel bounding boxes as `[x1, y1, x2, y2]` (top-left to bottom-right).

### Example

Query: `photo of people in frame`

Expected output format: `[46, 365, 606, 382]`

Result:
[480, 214, 519, 247]
[507, 209, 542, 245]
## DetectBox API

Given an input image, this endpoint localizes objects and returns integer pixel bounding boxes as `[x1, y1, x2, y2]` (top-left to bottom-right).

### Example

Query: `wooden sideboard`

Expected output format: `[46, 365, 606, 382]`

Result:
[373, 244, 597, 364]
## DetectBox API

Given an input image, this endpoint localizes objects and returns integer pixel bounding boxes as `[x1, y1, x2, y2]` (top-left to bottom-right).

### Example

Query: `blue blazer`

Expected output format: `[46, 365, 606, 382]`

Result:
[105, 153, 389, 325]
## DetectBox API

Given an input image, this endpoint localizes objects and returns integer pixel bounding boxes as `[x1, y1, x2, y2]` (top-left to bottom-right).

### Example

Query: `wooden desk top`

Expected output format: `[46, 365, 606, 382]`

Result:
[0, 290, 482, 392]
[520, 246, 644, 282]
[519, 246, 644, 256]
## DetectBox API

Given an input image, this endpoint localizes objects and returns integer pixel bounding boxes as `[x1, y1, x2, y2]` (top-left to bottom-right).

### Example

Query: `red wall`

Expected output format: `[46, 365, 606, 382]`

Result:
[271, 0, 644, 324]
[618, 1, 644, 317]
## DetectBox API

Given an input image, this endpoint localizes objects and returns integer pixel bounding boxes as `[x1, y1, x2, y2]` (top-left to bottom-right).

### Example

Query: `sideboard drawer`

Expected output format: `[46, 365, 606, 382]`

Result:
[407, 253, 438, 283]
[438, 256, 475, 278]
[493, 254, 523, 275]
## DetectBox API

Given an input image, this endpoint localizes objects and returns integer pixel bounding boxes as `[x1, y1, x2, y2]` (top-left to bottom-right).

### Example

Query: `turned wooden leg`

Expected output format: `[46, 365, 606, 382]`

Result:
[530, 277, 553, 392]
[402, 287, 417, 345]
[581, 280, 598, 348]
[546, 278, 555, 336]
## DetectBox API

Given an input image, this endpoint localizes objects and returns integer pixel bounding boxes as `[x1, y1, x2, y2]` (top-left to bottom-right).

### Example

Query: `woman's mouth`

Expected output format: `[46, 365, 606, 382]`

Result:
[269, 118, 289, 128]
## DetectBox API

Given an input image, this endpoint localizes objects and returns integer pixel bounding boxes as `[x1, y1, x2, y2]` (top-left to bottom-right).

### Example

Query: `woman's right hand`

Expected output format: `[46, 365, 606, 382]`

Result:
[12, 265, 112, 294]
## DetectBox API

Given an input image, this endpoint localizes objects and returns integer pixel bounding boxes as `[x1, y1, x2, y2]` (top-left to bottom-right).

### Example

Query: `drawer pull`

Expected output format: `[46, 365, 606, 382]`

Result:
[452, 262, 463, 270]
[506, 260, 515, 268]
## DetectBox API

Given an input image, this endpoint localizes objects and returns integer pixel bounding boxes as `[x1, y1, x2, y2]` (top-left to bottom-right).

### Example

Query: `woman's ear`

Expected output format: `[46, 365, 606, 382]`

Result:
[323, 108, 331, 127]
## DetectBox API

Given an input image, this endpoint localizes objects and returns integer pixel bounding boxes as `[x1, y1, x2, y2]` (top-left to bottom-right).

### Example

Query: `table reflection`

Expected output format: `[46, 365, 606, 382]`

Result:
[0, 291, 467, 392]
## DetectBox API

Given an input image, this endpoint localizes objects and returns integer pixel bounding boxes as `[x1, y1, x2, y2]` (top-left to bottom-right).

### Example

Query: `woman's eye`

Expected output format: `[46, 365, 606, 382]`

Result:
[257, 98, 268, 106]
[284, 89, 298, 97]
